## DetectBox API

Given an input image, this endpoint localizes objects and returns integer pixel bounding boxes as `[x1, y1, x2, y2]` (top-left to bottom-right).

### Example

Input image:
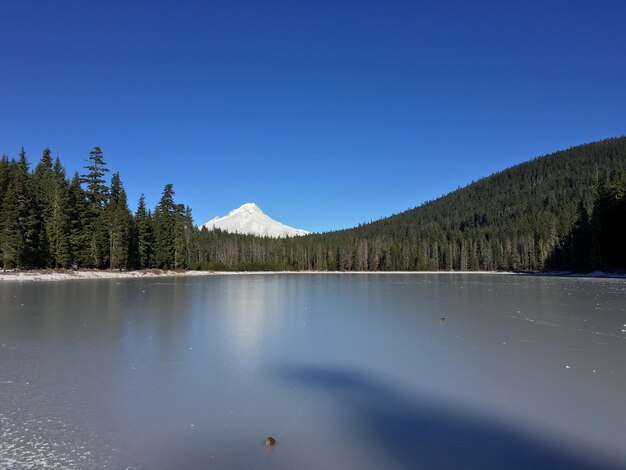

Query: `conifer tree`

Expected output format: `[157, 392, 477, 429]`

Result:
[154, 184, 176, 269]
[81, 147, 109, 209]
[590, 168, 626, 269]
[48, 184, 73, 268]
[53, 157, 66, 186]
[135, 194, 154, 268]
[106, 172, 132, 269]
[173, 203, 195, 269]
[32, 148, 58, 267]
[1, 181, 20, 268]
[67, 172, 91, 268]
[80, 147, 110, 267]
[0, 155, 9, 212]
[0, 152, 41, 268]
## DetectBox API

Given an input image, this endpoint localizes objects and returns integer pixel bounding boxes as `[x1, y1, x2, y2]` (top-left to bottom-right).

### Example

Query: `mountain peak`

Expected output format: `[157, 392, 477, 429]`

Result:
[229, 202, 263, 216]
[201, 203, 310, 238]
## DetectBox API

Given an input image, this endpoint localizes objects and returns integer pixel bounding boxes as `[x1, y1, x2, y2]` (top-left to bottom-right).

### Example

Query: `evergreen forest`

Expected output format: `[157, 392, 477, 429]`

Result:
[1, 137, 625, 273]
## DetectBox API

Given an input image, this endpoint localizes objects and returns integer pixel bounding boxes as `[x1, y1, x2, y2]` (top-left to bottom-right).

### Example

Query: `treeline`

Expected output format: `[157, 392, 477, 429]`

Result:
[2, 137, 626, 273]
[0, 147, 195, 270]
[547, 168, 626, 271]
[188, 137, 626, 272]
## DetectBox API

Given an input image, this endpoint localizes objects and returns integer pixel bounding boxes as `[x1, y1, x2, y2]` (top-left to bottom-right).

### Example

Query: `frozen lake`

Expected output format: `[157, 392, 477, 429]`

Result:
[1, 274, 625, 469]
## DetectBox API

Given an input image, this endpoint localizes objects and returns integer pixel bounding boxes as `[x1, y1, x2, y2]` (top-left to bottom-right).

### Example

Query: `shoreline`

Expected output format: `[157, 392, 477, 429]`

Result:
[0, 269, 624, 283]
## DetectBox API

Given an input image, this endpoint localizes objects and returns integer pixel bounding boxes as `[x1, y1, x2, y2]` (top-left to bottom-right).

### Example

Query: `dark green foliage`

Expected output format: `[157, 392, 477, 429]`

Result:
[81, 147, 109, 210]
[0, 146, 195, 271]
[106, 173, 133, 269]
[590, 168, 626, 269]
[174, 205, 195, 269]
[66, 173, 91, 267]
[48, 182, 73, 268]
[1, 137, 625, 272]
[0, 155, 10, 198]
[80, 147, 111, 268]
[135, 195, 154, 268]
[192, 137, 626, 272]
[154, 184, 176, 269]
[32, 148, 58, 267]
[1, 180, 20, 268]
[1, 151, 42, 268]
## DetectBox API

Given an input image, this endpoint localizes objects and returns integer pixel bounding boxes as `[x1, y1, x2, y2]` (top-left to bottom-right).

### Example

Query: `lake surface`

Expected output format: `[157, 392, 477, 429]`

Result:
[1, 274, 625, 469]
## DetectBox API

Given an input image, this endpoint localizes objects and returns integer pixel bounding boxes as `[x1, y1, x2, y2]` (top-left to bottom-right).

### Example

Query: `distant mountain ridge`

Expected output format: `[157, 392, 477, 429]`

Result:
[200, 203, 310, 238]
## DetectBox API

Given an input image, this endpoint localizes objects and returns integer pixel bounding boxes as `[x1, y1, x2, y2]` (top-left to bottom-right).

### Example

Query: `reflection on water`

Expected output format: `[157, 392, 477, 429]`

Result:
[1, 274, 625, 469]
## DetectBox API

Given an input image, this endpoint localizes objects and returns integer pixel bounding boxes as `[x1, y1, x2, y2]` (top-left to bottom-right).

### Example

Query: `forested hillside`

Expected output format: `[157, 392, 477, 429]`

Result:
[1, 137, 625, 272]
[194, 137, 626, 272]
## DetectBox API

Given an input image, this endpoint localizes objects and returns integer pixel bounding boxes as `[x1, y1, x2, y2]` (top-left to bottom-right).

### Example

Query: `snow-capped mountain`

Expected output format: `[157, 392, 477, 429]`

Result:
[200, 203, 310, 238]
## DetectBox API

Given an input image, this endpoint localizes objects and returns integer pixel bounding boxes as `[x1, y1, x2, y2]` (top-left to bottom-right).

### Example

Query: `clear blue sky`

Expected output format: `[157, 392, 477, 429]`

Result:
[1, 1, 625, 232]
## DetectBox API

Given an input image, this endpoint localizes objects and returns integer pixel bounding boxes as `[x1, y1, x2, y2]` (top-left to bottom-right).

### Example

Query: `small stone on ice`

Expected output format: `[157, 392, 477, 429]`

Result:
[565, 365, 571, 369]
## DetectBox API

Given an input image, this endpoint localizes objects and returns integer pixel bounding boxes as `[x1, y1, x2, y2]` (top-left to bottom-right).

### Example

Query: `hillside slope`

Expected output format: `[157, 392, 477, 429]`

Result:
[331, 136, 626, 270]
[196, 137, 626, 271]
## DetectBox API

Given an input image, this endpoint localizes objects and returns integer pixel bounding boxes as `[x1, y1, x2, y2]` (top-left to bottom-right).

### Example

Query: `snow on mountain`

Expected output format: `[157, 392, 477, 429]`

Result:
[200, 203, 310, 238]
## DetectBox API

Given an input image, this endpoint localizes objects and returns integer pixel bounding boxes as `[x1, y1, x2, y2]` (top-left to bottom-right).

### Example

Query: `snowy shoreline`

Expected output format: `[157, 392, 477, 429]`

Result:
[0, 269, 624, 283]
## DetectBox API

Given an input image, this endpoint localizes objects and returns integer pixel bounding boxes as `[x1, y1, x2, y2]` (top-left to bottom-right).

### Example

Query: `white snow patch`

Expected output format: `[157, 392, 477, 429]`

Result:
[0, 270, 519, 283]
[200, 203, 310, 238]
[0, 269, 212, 283]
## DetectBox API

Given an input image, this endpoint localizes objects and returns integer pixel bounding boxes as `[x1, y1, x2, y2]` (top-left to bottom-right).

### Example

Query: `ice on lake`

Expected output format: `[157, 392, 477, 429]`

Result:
[1, 274, 625, 469]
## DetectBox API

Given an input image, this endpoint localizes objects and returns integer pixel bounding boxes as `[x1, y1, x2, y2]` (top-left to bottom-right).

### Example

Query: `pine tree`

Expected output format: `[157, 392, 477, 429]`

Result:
[0, 153, 41, 268]
[67, 172, 91, 268]
[80, 147, 110, 267]
[590, 167, 626, 269]
[135, 194, 154, 268]
[154, 184, 176, 269]
[48, 183, 73, 268]
[80, 147, 109, 209]
[0, 181, 20, 268]
[0, 155, 9, 212]
[106, 173, 132, 270]
[32, 148, 58, 267]
[52, 157, 66, 185]
[173, 204, 195, 269]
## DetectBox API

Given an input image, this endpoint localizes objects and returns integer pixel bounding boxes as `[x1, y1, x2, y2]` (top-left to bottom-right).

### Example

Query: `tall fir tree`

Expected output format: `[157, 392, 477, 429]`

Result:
[590, 167, 626, 269]
[80, 147, 109, 209]
[32, 148, 58, 267]
[48, 182, 73, 268]
[67, 172, 91, 268]
[80, 147, 110, 267]
[106, 173, 133, 269]
[0, 155, 9, 217]
[135, 194, 154, 268]
[173, 203, 192, 269]
[154, 184, 176, 269]
[1, 152, 41, 268]
[1, 180, 20, 268]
